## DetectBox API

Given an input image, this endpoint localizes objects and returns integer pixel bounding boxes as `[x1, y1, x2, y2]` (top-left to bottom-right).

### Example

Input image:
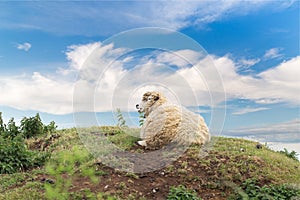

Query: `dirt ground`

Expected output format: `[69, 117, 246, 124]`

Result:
[37, 144, 253, 200]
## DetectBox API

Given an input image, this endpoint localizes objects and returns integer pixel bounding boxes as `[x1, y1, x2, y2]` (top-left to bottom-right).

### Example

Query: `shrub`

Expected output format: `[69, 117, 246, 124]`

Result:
[20, 113, 44, 138]
[0, 112, 6, 134]
[0, 135, 49, 174]
[0, 112, 54, 174]
[44, 121, 57, 134]
[0, 112, 57, 139]
[0, 117, 20, 139]
[279, 148, 299, 162]
[5, 118, 21, 139]
[167, 185, 202, 200]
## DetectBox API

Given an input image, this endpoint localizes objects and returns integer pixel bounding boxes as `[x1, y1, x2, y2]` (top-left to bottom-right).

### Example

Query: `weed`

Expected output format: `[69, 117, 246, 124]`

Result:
[231, 178, 300, 200]
[125, 172, 139, 179]
[139, 112, 145, 127]
[167, 185, 202, 200]
[116, 108, 127, 128]
[117, 182, 127, 190]
[181, 161, 188, 169]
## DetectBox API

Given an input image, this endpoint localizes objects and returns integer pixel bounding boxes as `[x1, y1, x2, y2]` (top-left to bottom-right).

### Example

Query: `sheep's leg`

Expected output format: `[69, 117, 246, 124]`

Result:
[137, 140, 147, 146]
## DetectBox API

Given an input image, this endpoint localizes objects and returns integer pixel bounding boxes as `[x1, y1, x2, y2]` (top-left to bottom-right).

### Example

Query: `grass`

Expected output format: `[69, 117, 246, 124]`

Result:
[0, 127, 299, 199]
[0, 181, 44, 200]
[211, 137, 300, 184]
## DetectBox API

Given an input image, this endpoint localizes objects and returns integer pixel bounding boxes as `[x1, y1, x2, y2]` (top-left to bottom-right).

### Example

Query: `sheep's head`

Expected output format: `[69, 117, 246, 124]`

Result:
[136, 91, 166, 117]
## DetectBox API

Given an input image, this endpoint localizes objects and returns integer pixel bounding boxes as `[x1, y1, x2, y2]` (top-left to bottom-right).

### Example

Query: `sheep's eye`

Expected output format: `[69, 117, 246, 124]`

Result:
[147, 96, 152, 101]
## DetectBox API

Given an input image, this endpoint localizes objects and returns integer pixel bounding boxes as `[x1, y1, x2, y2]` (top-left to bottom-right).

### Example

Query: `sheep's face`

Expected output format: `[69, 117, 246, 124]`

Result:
[136, 91, 162, 117]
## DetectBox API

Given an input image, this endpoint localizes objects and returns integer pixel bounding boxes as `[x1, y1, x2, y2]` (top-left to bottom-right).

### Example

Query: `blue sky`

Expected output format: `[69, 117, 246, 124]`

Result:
[0, 1, 299, 153]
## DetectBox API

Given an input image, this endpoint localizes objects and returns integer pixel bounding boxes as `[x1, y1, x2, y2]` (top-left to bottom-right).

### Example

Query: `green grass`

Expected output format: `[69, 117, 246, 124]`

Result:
[0, 181, 44, 200]
[210, 137, 300, 184]
[0, 127, 299, 199]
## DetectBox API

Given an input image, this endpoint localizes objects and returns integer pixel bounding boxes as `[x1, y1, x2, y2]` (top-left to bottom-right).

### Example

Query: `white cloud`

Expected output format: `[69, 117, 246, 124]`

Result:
[236, 58, 260, 71]
[66, 42, 101, 71]
[61, 45, 300, 114]
[142, 0, 294, 30]
[0, 72, 73, 114]
[1, 42, 299, 115]
[213, 55, 300, 105]
[263, 48, 283, 59]
[232, 107, 269, 115]
[16, 42, 31, 51]
[156, 49, 203, 68]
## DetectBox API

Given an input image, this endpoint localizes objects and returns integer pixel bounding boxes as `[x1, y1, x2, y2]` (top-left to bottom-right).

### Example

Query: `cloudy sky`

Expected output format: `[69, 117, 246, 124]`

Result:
[0, 1, 299, 153]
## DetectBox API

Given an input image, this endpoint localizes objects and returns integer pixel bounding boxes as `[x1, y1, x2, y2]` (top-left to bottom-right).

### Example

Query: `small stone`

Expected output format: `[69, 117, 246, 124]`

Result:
[240, 148, 245, 152]
[42, 178, 55, 184]
[104, 185, 109, 189]
[152, 188, 159, 193]
[139, 174, 147, 178]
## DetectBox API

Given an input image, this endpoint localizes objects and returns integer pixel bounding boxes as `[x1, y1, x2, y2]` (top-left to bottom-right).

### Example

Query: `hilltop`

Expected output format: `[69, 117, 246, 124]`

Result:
[0, 126, 299, 200]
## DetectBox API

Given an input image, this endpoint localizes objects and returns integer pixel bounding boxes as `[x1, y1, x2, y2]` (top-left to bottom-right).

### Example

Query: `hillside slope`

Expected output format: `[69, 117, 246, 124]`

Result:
[0, 127, 299, 200]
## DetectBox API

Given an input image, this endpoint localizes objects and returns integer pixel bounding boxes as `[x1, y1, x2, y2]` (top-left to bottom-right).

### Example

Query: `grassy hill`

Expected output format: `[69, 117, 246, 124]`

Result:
[0, 126, 299, 200]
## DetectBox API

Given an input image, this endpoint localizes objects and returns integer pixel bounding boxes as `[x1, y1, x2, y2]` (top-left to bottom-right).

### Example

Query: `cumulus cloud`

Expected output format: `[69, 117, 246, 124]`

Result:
[16, 42, 31, 51]
[0, 72, 73, 114]
[214, 55, 300, 105]
[1, 42, 299, 115]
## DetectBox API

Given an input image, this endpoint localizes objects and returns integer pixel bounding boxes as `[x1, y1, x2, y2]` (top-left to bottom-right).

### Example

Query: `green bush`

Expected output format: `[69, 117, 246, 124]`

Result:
[0, 117, 20, 139]
[167, 185, 202, 200]
[44, 121, 58, 134]
[0, 112, 5, 133]
[0, 112, 54, 174]
[0, 112, 57, 139]
[6, 118, 21, 138]
[0, 135, 49, 174]
[20, 113, 44, 138]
